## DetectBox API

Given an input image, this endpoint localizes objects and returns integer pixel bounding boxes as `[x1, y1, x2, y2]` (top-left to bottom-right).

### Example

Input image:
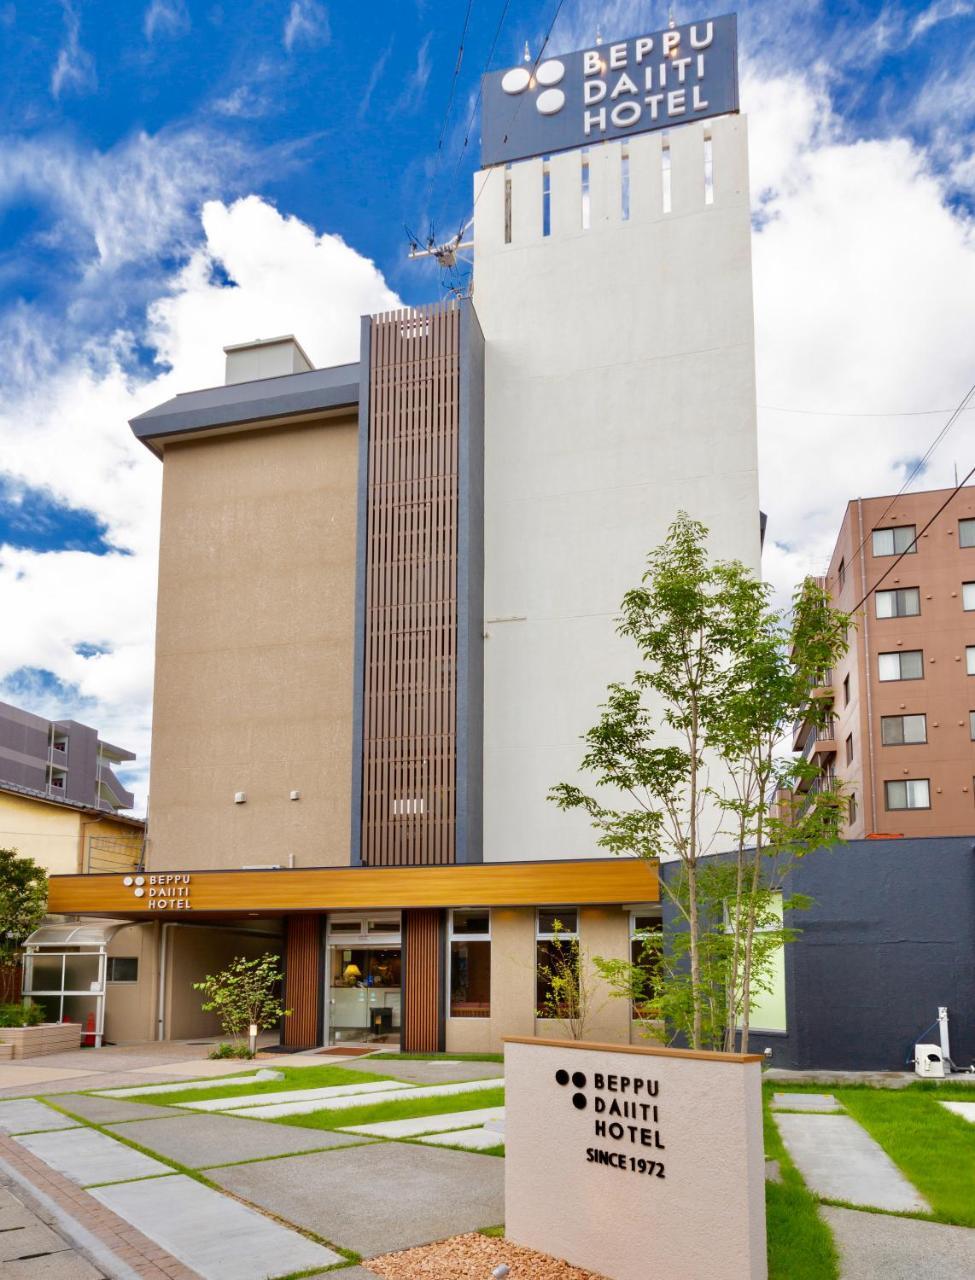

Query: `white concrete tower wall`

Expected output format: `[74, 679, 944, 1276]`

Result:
[473, 116, 761, 863]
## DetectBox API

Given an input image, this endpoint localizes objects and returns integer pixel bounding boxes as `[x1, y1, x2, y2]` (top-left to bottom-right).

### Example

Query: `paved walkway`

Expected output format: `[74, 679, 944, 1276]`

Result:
[824, 1206, 975, 1279]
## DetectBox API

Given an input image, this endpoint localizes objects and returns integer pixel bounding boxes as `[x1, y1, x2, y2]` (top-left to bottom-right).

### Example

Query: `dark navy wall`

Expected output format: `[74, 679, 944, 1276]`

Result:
[664, 837, 975, 1071]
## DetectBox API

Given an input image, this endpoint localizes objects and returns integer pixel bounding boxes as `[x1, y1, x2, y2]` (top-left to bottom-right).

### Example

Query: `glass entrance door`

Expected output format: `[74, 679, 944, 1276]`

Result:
[328, 946, 401, 1046]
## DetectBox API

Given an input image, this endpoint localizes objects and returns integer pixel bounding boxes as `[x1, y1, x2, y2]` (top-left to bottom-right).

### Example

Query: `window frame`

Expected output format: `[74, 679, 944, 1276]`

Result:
[447, 908, 491, 1021]
[629, 910, 661, 1023]
[967, 647, 975, 677]
[880, 713, 927, 746]
[884, 778, 931, 811]
[106, 956, 139, 984]
[535, 908, 580, 1020]
[872, 525, 917, 557]
[843, 674, 850, 706]
[878, 650, 924, 682]
[964, 583, 975, 612]
[845, 733, 854, 765]
[960, 518, 975, 549]
[875, 587, 920, 619]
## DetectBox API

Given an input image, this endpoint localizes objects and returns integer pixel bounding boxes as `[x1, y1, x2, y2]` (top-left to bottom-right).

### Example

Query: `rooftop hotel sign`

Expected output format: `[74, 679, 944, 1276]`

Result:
[480, 14, 738, 167]
[503, 1037, 767, 1280]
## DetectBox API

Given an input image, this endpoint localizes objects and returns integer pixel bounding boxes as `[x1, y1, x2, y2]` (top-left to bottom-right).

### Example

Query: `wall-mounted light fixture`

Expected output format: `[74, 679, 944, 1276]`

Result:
[234, 792, 246, 804]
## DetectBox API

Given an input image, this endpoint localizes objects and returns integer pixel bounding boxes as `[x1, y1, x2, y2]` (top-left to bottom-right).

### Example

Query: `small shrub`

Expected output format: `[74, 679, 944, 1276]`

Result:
[0, 1002, 46, 1028]
[209, 1041, 256, 1060]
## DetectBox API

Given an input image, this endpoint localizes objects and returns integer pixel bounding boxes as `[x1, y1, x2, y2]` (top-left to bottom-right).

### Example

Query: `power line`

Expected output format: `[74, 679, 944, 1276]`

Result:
[448, 0, 514, 219]
[761, 403, 975, 419]
[849, 455, 975, 616]
[823, 378, 975, 594]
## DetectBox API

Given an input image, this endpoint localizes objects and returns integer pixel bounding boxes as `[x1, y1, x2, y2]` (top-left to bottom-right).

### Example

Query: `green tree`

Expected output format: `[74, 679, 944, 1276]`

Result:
[535, 920, 602, 1040]
[193, 953, 290, 1050]
[0, 847, 47, 966]
[550, 513, 849, 1051]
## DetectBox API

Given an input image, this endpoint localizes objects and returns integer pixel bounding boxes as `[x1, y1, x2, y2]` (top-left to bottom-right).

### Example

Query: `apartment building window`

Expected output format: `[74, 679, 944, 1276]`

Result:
[881, 714, 927, 745]
[875, 587, 920, 618]
[845, 733, 854, 764]
[872, 525, 916, 556]
[843, 674, 850, 706]
[885, 779, 930, 810]
[536, 908, 579, 1018]
[963, 583, 975, 611]
[878, 650, 923, 681]
[837, 558, 846, 590]
[448, 909, 490, 1019]
[960, 518, 975, 548]
[970, 711, 975, 740]
[848, 793, 857, 824]
[630, 912, 661, 1020]
[106, 957, 138, 983]
[968, 646, 975, 676]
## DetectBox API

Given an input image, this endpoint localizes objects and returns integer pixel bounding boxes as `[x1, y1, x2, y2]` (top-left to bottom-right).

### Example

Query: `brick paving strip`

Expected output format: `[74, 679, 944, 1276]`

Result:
[0, 1132, 201, 1280]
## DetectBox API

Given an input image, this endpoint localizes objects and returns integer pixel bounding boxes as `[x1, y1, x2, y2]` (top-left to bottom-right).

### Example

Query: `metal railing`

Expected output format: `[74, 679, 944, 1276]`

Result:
[85, 835, 143, 875]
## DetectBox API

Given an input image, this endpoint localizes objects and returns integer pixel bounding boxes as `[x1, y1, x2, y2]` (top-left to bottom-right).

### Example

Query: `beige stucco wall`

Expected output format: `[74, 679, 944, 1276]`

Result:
[0, 792, 82, 875]
[165, 924, 283, 1040]
[104, 923, 158, 1044]
[445, 906, 631, 1053]
[146, 415, 359, 872]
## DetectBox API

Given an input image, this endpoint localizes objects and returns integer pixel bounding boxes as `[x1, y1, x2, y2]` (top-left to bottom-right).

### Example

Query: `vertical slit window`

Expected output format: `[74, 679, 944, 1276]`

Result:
[581, 149, 591, 230]
[504, 164, 512, 244]
[704, 134, 714, 204]
[621, 149, 630, 221]
[542, 157, 551, 237]
[661, 139, 672, 214]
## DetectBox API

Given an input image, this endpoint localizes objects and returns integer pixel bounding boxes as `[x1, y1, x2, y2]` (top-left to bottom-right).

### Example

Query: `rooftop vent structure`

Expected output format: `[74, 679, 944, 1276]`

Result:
[223, 335, 314, 385]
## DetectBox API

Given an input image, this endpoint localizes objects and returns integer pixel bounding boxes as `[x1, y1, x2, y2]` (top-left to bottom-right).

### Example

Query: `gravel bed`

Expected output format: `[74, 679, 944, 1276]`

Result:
[368, 1231, 607, 1278]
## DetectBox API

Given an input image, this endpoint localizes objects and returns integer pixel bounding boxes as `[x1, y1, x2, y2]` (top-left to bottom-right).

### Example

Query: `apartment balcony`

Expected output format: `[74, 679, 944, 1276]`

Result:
[97, 764, 134, 812]
[792, 671, 835, 750]
[804, 719, 838, 760]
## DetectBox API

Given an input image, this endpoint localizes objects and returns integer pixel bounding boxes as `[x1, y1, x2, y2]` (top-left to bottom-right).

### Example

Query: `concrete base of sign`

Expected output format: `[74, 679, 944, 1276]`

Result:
[504, 1038, 767, 1280]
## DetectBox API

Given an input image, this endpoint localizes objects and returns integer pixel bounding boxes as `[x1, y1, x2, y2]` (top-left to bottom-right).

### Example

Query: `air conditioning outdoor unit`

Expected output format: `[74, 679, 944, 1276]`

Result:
[914, 1043, 947, 1078]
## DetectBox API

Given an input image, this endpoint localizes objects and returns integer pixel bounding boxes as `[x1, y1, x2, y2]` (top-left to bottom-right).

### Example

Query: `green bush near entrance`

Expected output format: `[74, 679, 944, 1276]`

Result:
[0, 1002, 45, 1028]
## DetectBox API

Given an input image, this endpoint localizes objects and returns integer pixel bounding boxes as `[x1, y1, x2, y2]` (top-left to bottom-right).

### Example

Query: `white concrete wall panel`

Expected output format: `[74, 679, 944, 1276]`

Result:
[474, 120, 761, 863]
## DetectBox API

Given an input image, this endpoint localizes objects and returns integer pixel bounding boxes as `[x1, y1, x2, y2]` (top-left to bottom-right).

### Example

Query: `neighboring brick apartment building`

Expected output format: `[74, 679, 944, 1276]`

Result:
[794, 486, 975, 836]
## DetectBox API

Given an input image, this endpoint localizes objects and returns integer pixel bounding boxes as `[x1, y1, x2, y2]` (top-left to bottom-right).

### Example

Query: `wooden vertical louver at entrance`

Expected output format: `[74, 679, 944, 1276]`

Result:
[402, 908, 444, 1053]
[362, 304, 460, 866]
[282, 915, 321, 1047]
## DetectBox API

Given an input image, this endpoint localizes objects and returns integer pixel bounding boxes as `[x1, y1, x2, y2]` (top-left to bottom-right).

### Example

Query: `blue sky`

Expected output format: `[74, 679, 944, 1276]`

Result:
[0, 0, 974, 807]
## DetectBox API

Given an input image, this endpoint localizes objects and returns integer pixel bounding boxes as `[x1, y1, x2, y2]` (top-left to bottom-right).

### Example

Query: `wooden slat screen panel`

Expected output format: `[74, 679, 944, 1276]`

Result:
[362, 303, 460, 866]
[282, 914, 321, 1047]
[402, 907, 443, 1053]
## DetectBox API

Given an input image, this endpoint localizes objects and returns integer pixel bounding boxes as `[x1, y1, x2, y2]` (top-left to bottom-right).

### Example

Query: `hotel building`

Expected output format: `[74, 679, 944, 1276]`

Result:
[45, 34, 762, 1050]
[794, 486, 975, 838]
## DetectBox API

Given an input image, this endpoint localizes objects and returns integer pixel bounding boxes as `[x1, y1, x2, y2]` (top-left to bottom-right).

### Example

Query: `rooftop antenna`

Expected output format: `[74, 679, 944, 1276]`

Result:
[523, 40, 531, 62]
[595, 25, 603, 45]
[407, 216, 474, 270]
[668, 7, 676, 27]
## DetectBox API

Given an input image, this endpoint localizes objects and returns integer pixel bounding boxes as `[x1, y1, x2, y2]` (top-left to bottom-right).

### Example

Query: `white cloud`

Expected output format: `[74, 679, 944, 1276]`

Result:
[50, 0, 96, 100]
[395, 32, 433, 114]
[144, 0, 190, 40]
[0, 196, 400, 811]
[910, 0, 974, 41]
[283, 0, 329, 53]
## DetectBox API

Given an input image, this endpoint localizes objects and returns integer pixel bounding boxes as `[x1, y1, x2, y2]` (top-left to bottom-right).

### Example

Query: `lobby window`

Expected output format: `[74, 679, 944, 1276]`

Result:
[968, 646, 975, 676]
[881, 714, 927, 745]
[964, 583, 975, 611]
[878, 650, 923, 681]
[845, 733, 854, 765]
[448, 910, 490, 1019]
[536, 908, 579, 1018]
[106, 957, 138, 983]
[960, 519, 975, 549]
[630, 912, 661, 1021]
[875, 587, 920, 618]
[837, 558, 846, 590]
[843, 673, 850, 706]
[885, 779, 930, 810]
[872, 525, 917, 556]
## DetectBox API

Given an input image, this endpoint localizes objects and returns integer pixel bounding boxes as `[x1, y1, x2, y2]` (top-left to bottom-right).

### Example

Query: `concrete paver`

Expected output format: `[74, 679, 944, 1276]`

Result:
[91, 1173, 340, 1279]
[108, 1113, 370, 1168]
[225, 1077, 504, 1120]
[341, 1058, 504, 1085]
[208, 1140, 505, 1258]
[183, 1078, 404, 1112]
[95, 1069, 282, 1099]
[0, 1222, 73, 1262]
[775, 1113, 929, 1212]
[941, 1100, 975, 1124]
[417, 1127, 503, 1151]
[0, 1102, 79, 1135]
[14, 1128, 172, 1188]
[823, 1205, 975, 1279]
[343, 1106, 505, 1139]
[0, 1067, 100, 1091]
[0, 1181, 105, 1279]
[0, 1254, 105, 1279]
[47, 1096, 184, 1126]
[771, 1092, 842, 1112]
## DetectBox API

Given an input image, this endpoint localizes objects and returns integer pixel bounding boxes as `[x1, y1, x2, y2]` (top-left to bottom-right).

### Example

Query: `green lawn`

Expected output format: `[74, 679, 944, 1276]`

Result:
[369, 1052, 505, 1063]
[269, 1085, 506, 1132]
[763, 1092, 840, 1280]
[115, 1063, 390, 1109]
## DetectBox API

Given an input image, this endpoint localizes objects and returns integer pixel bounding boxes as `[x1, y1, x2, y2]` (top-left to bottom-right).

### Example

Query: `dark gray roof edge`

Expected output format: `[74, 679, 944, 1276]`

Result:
[129, 361, 360, 449]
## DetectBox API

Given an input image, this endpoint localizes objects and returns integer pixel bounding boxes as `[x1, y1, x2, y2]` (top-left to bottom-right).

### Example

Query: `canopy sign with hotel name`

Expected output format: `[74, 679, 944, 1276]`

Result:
[480, 13, 738, 167]
[123, 873, 193, 911]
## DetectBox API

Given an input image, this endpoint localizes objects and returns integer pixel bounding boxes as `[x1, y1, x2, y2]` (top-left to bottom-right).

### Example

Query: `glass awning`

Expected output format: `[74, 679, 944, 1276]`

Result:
[24, 919, 136, 949]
